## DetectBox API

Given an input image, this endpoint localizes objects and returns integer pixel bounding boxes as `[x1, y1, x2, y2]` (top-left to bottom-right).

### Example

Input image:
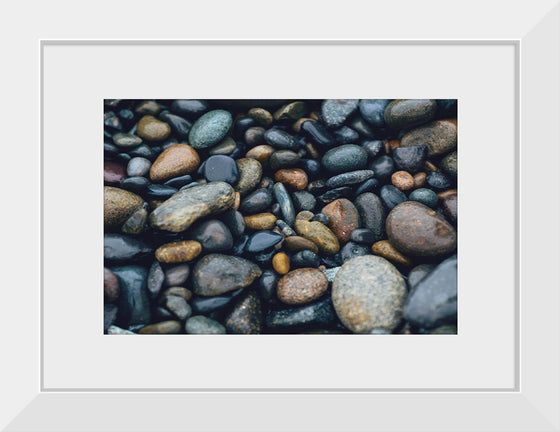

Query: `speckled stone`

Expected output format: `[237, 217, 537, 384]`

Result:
[104, 186, 144, 228]
[294, 211, 340, 255]
[272, 182, 296, 227]
[384, 99, 437, 130]
[113, 133, 143, 148]
[192, 254, 262, 296]
[273, 101, 307, 121]
[127, 157, 151, 177]
[440, 151, 457, 177]
[155, 240, 202, 263]
[244, 213, 277, 230]
[235, 158, 263, 195]
[246, 145, 274, 165]
[371, 240, 412, 267]
[147, 260, 165, 299]
[409, 188, 438, 208]
[224, 291, 263, 334]
[188, 109, 233, 149]
[283, 236, 319, 254]
[386, 201, 457, 257]
[136, 115, 171, 142]
[321, 198, 361, 243]
[185, 315, 226, 334]
[277, 268, 328, 305]
[391, 171, 415, 191]
[325, 170, 374, 189]
[149, 182, 236, 232]
[248, 107, 274, 127]
[139, 321, 182, 334]
[321, 99, 359, 128]
[274, 168, 308, 191]
[321, 144, 368, 174]
[265, 297, 337, 330]
[400, 119, 457, 156]
[149, 144, 200, 182]
[322, 266, 340, 283]
[332, 255, 407, 333]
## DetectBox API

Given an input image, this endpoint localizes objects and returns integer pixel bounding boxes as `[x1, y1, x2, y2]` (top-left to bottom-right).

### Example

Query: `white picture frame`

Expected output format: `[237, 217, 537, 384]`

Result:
[2, 1, 559, 430]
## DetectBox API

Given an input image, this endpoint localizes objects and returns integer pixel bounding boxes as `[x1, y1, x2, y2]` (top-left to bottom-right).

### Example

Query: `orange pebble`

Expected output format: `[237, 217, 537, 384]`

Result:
[272, 252, 290, 275]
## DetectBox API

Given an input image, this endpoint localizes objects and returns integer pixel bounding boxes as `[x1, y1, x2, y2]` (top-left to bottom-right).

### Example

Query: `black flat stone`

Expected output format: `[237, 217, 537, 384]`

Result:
[316, 187, 352, 206]
[425, 171, 452, 190]
[361, 140, 384, 159]
[349, 115, 375, 138]
[339, 242, 370, 263]
[190, 219, 233, 252]
[158, 111, 192, 138]
[369, 155, 394, 181]
[111, 265, 151, 329]
[163, 174, 192, 189]
[298, 159, 322, 179]
[301, 121, 336, 147]
[258, 269, 279, 302]
[120, 176, 150, 193]
[291, 250, 320, 268]
[393, 145, 428, 174]
[358, 99, 392, 127]
[245, 230, 283, 253]
[291, 191, 316, 212]
[354, 178, 380, 196]
[104, 234, 153, 264]
[219, 209, 246, 237]
[170, 99, 209, 118]
[380, 185, 407, 210]
[264, 128, 300, 150]
[233, 117, 257, 140]
[265, 298, 337, 331]
[145, 184, 178, 200]
[350, 228, 376, 244]
[239, 188, 273, 214]
[272, 182, 295, 227]
[200, 155, 239, 185]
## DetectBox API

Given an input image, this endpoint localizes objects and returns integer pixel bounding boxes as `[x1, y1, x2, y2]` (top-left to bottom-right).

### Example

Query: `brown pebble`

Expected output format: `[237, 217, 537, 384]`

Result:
[161, 287, 192, 302]
[244, 213, 277, 230]
[391, 171, 415, 191]
[441, 193, 457, 225]
[247, 107, 273, 127]
[321, 198, 361, 243]
[246, 145, 274, 165]
[413, 172, 426, 189]
[294, 211, 340, 255]
[233, 192, 241, 210]
[104, 267, 120, 302]
[136, 115, 171, 142]
[305, 142, 321, 160]
[371, 240, 413, 267]
[244, 127, 265, 147]
[310, 111, 320, 121]
[104, 186, 144, 228]
[424, 161, 439, 172]
[275, 168, 308, 191]
[437, 189, 458, 200]
[283, 236, 319, 254]
[104, 161, 126, 186]
[272, 252, 290, 275]
[149, 144, 200, 182]
[388, 139, 400, 153]
[155, 240, 202, 263]
[139, 321, 181, 334]
[293, 118, 316, 133]
[149, 200, 164, 210]
[135, 100, 161, 115]
[277, 268, 328, 305]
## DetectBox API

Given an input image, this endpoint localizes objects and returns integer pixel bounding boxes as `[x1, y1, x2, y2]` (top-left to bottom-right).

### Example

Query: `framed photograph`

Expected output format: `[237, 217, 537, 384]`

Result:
[2, 1, 559, 430]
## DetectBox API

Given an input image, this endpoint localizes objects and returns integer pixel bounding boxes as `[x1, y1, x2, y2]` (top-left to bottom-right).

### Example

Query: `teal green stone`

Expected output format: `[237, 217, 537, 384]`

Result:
[188, 109, 232, 149]
[409, 188, 438, 208]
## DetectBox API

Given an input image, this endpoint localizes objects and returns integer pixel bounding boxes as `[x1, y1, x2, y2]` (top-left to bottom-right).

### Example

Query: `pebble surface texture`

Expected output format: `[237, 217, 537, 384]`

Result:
[104, 99, 458, 335]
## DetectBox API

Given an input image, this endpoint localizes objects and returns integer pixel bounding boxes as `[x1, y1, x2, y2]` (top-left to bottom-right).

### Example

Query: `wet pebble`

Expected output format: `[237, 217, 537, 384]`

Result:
[190, 219, 233, 252]
[245, 230, 283, 253]
[149, 144, 200, 182]
[349, 228, 375, 245]
[339, 242, 370, 263]
[136, 115, 171, 142]
[380, 185, 407, 210]
[371, 240, 412, 267]
[185, 316, 226, 334]
[321, 99, 359, 128]
[200, 155, 239, 185]
[321, 144, 367, 174]
[392, 145, 428, 174]
[321, 198, 361, 243]
[104, 267, 120, 303]
[274, 168, 308, 191]
[164, 264, 190, 287]
[244, 213, 277, 230]
[425, 171, 452, 191]
[104, 233, 153, 263]
[409, 188, 438, 208]
[235, 158, 262, 195]
[189, 109, 233, 149]
[384, 99, 437, 129]
[277, 268, 328, 305]
[272, 182, 296, 227]
[325, 170, 374, 189]
[400, 119, 457, 156]
[291, 250, 321, 268]
[155, 240, 202, 263]
[224, 291, 263, 334]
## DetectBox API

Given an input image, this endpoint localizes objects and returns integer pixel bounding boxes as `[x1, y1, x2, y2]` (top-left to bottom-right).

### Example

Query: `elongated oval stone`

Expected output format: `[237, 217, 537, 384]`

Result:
[294, 211, 340, 255]
[104, 186, 144, 228]
[277, 268, 328, 305]
[188, 109, 233, 149]
[149, 182, 235, 232]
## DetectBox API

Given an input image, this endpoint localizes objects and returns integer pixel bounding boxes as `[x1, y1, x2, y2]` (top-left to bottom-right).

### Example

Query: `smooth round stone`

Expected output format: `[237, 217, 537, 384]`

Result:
[386, 201, 457, 257]
[190, 219, 233, 252]
[104, 142, 120, 159]
[425, 171, 452, 190]
[332, 255, 407, 333]
[361, 140, 384, 159]
[155, 240, 202, 263]
[292, 191, 316, 212]
[265, 297, 337, 331]
[263, 128, 300, 150]
[246, 145, 274, 165]
[170, 100, 209, 118]
[272, 252, 290, 275]
[301, 120, 336, 147]
[185, 316, 226, 334]
[283, 236, 319, 254]
[136, 115, 171, 142]
[298, 159, 322, 180]
[400, 119, 457, 156]
[135, 100, 161, 115]
[149, 144, 200, 182]
[192, 254, 262, 296]
[145, 184, 178, 200]
[127, 157, 151, 177]
[239, 188, 273, 214]
[244, 213, 277, 230]
[111, 265, 151, 329]
[273, 101, 307, 121]
[129, 144, 156, 160]
[384, 99, 437, 129]
[208, 137, 237, 156]
[149, 182, 236, 232]
[244, 126, 265, 147]
[113, 133, 142, 148]
[245, 230, 283, 253]
[294, 211, 340, 255]
[147, 260, 165, 299]
[403, 255, 457, 329]
[371, 240, 412, 267]
[339, 241, 370, 263]
[350, 228, 375, 244]
[325, 170, 374, 189]
[380, 185, 407, 210]
[120, 176, 150, 193]
[274, 168, 308, 191]
[291, 250, 321, 268]
[392, 145, 428, 174]
[359, 99, 391, 127]
[162, 287, 192, 302]
[354, 193, 386, 242]
[269, 150, 301, 170]
[104, 267, 120, 302]
[409, 188, 438, 208]
[369, 155, 394, 181]
[354, 178, 380, 196]
[139, 321, 182, 334]
[163, 174, 192, 189]
[233, 117, 256, 139]
[104, 186, 144, 228]
[321, 198, 361, 243]
[200, 155, 239, 185]
[219, 209, 246, 237]
[248, 107, 273, 127]
[164, 264, 190, 287]
[225, 291, 263, 334]
[272, 183, 296, 227]
[159, 111, 192, 137]
[321, 144, 368, 174]
[235, 158, 262, 195]
[391, 171, 415, 191]
[440, 151, 457, 177]
[321, 99, 359, 128]
[441, 193, 457, 224]
[163, 294, 192, 320]
[407, 264, 435, 290]
[104, 233, 153, 263]
[277, 268, 328, 305]
[258, 270, 278, 301]
[188, 109, 233, 149]
[104, 160, 126, 185]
